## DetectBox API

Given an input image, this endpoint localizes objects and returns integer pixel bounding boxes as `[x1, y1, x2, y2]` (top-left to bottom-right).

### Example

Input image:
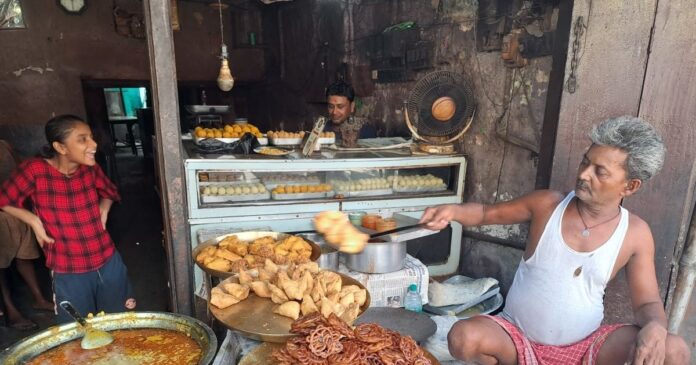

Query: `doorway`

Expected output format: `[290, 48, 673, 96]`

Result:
[81, 79, 168, 313]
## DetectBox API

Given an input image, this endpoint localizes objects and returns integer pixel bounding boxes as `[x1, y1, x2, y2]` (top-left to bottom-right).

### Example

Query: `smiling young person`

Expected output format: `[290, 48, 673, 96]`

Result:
[420, 116, 690, 364]
[0, 115, 136, 324]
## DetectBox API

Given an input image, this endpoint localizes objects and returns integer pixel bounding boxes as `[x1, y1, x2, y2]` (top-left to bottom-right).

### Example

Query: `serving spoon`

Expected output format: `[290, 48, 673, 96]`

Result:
[59, 301, 114, 350]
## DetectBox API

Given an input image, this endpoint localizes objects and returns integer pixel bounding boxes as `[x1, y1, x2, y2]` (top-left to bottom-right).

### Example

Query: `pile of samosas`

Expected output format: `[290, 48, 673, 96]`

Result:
[210, 258, 367, 324]
[196, 234, 313, 273]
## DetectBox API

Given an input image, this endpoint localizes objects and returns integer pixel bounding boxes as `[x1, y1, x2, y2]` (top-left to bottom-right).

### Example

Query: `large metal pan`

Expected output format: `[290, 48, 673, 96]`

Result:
[192, 231, 322, 279]
[0, 312, 217, 365]
[210, 271, 370, 343]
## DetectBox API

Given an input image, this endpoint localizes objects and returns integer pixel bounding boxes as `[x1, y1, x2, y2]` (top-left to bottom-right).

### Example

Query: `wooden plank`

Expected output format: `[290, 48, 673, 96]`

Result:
[634, 0, 696, 349]
[143, 0, 193, 315]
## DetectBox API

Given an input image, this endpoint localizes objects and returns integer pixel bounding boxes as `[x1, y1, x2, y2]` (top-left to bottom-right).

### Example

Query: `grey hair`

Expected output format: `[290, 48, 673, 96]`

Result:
[589, 116, 665, 182]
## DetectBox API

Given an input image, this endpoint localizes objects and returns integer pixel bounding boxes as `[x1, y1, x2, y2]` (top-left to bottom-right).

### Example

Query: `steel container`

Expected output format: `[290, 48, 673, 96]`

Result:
[344, 240, 407, 273]
[300, 233, 338, 270]
[0, 311, 217, 365]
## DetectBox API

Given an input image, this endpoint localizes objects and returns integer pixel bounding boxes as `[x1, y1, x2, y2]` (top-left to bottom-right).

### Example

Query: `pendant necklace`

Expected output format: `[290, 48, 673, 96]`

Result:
[575, 199, 621, 238]
[573, 200, 620, 277]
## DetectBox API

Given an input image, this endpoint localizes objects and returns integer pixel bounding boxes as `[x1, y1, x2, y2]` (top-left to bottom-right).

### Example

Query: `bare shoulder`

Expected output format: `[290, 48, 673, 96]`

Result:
[526, 190, 565, 213]
[625, 212, 655, 253]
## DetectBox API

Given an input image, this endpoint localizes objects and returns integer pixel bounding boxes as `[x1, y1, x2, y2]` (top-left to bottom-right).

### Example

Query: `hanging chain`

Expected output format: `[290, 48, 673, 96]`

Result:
[566, 16, 585, 93]
[218, 0, 224, 46]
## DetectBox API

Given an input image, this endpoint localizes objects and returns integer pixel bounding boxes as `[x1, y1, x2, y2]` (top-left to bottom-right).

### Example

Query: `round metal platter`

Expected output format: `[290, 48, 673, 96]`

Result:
[238, 341, 441, 365]
[354, 307, 437, 343]
[192, 231, 322, 279]
[210, 272, 371, 343]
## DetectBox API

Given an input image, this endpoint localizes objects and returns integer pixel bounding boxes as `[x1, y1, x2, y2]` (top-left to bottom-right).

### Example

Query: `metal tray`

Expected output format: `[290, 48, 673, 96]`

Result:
[354, 307, 436, 343]
[210, 271, 370, 343]
[334, 188, 394, 197]
[192, 231, 321, 279]
[238, 341, 440, 365]
[194, 136, 268, 145]
[271, 191, 334, 200]
[200, 191, 270, 204]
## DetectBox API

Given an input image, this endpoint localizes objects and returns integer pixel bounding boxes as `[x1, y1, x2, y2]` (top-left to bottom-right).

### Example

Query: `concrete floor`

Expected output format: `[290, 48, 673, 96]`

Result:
[0, 151, 168, 349]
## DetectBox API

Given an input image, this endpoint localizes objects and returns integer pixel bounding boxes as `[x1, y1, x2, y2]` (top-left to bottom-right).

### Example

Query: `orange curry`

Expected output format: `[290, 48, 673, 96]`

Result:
[26, 328, 202, 365]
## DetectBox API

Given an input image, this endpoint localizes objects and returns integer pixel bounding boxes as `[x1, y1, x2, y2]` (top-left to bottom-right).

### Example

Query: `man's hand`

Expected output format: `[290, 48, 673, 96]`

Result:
[32, 221, 55, 248]
[419, 204, 462, 230]
[627, 321, 667, 365]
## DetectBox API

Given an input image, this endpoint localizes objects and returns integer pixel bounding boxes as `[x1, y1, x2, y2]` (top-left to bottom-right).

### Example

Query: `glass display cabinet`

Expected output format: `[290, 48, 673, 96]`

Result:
[183, 142, 467, 282]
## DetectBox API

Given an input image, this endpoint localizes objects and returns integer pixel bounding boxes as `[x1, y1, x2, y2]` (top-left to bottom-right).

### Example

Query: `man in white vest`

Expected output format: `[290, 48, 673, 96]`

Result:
[420, 116, 690, 364]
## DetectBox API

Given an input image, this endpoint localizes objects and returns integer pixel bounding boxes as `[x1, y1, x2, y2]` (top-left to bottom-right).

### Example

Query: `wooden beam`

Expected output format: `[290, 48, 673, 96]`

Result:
[143, 0, 193, 315]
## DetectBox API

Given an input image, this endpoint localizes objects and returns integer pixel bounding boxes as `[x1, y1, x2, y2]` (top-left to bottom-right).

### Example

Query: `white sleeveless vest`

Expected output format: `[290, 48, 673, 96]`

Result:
[500, 191, 628, 345]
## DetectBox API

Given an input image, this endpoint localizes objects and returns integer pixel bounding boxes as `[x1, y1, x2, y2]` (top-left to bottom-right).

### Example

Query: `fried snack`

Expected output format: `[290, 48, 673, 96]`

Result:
[313, 211, 370, 254]
[354, 289, 368, 307]
[264, 258, 280, 274]
[340, 302, 360, 324]
[269, 283, 289, 304]
[196, 246, 217, 263]
[301, 270, 315, 296]
[219, 235, 249, 256]
[274, 301, 301, 320]
[230, 259, 248, 273]
[297, 261, 320, 274]
[249, 280, 272, 298]
[214, 248, 243, 262]
[206, 258, 232, 272]
[258, 267, 275, 283]
[221, 282, 250, 300]
[210, 287, 240, 309]
[340, 292, 354, 307]
[301, 294, 319, 316]
[275, 314, 432, 365]
[238, 269, 254, 285]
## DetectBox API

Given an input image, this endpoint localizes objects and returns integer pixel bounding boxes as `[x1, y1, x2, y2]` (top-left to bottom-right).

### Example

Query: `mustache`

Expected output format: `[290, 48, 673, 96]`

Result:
[576, 180, 589, 190]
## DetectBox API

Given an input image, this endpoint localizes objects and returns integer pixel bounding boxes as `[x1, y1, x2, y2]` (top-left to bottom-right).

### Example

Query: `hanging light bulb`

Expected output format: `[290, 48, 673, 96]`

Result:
[218, 44, 234, 91]
[216, 0, 234, 91]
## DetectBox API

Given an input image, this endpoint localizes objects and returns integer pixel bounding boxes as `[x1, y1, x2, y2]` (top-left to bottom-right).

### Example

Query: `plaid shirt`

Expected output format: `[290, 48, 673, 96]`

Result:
[0, 158, 120, 273]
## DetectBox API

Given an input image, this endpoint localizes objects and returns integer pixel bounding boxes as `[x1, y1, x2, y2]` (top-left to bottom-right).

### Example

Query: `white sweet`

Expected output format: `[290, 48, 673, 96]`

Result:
[242, 187, 251, 194]
[226, 187, 235, 195]
[251, 186, 259, 194]
[210, 186, 219, 194]
[234, 187, 242, 194]
[203, 187, 211, 195]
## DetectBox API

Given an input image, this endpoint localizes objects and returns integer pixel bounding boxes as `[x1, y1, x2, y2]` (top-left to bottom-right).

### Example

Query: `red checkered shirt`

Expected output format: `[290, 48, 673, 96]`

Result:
[0, 158, 120, 273]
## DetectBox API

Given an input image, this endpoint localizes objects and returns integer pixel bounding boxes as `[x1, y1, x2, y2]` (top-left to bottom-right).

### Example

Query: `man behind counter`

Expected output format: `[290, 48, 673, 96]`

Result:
[420, 116, 690, 364]
[324, 81, 376, 147]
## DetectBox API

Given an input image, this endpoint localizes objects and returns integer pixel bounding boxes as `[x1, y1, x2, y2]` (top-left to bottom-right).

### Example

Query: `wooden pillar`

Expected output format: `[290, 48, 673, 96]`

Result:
[143, 0, 193, 315]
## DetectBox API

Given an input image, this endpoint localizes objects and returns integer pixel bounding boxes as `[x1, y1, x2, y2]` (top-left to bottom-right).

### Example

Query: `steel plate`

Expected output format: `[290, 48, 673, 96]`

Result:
[192, 231, 321, 279]
[239, 341, 441, 365]
[210, 272, 370, 343]
[354, 307, 437, 343]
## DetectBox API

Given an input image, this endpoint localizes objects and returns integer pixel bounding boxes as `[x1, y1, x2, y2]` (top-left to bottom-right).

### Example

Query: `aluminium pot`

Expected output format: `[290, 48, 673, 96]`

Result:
[344, 239, 407, 274]
[300, 233, 339, 270]
[0, 311, 217, 365]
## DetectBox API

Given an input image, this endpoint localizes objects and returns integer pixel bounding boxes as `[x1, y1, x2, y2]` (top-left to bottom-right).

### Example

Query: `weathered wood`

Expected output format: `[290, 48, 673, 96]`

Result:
[636, 0, 696, 353]
[549, 0, 657, 323]
[143, 0, 193, 315]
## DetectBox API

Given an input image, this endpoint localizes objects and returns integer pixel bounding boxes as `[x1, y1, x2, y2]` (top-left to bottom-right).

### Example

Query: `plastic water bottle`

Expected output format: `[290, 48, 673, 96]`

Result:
[404, 283, 422, 312]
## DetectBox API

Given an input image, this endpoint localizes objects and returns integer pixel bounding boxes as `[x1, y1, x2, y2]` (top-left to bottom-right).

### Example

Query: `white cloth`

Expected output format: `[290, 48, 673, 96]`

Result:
[501, 191, 628, 345]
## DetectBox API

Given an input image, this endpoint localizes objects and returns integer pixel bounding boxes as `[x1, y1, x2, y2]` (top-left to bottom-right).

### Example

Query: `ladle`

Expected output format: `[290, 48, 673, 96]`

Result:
[59, 301, 114, 350]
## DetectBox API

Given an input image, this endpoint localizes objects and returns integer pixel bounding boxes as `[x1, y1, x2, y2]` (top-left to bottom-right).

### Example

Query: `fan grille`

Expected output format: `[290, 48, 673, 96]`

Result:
[407, 71, 475, 137]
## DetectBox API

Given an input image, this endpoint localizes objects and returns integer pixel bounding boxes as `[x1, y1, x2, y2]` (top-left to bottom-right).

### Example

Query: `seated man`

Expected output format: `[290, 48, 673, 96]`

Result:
[324, 80, 376, 147]
[420, 116, 690, 364]
[0, 141, 53, 330]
